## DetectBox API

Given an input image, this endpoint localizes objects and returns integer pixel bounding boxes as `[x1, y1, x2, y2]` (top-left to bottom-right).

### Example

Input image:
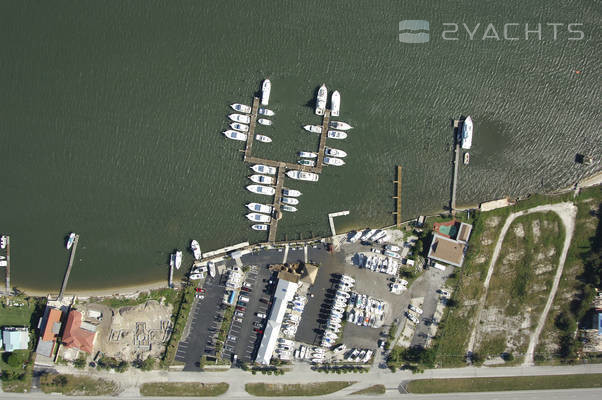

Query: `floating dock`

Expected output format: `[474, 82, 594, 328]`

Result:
[58, 234, 79, 300]
[393, 166, 402, 227]
[267, 165, 286, 243]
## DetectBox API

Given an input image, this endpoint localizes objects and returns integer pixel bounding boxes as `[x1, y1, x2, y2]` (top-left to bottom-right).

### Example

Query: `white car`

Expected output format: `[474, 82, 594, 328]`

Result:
[406, 312, 419, 324]
[408, 304, 423, 315]
[439, 289, 450, 297]
[256, 312, 267, 319]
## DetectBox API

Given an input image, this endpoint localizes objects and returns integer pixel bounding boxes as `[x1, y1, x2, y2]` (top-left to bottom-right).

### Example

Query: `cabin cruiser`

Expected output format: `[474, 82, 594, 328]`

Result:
[255, 134, 272, 143]
[324, 157, 345, 166]
[249, 174, 274, 184]
[251, 164, 277, 175]
[191, 240, 202, 260]
[329, 121, 352, 130]
[66, 233, 76, 250]
[327, 130, 347, 139]
[286, 170, 319, 182]
[303, 125, 322, 133]
[282, 188, 301, 197]
[252, 224, 268, 231]
[257, 118, 272, 126]
[461, 116, 473, 149]
[261, 79, 271, 106]
[281, 197, 299, 205]
[246, 185, 276, 196]
[228, 113, 251, 124]
[231, 103, 251, 113]
[464, 152, 470, 164]
[297, 159, 315, 167]
[247, 202, 273, 214]
[247, 213, 271, 223]
[230, 122, 248, 132]
[282, 205, 297, 212]
[208, 261, 216, 278]
[325, 147, 347, 157]
[331, 90, 340, 117]
[315, 84, 327, 115]
[170, 251, 182, 270]
[298, 151, 317, 158]
[259, 107, 275, 116]
[223, 130, 247, 141]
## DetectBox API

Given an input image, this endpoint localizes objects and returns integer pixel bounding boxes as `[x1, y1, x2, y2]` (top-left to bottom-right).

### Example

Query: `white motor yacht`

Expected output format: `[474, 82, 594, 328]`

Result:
[315, 84, 327, 115]
[252, 224, 269, 231]
[228, 113, 251, 124]
[246, 185, 276, 196]
[331, 90, 340, 117]
[286, 170, 319, 182]
[327, 130, 347, 139]
[259, 107, 275, 116]
[325, 147, 347, 157]
[303, 125, 322, 133]
[223, 130, 247, 141]
[66, 233, 76, 250]
[230, 122, 248, 132]
[282, 205, 297, 212]
[298, 151, 317, 158]
[191, 240, 202, 260]
[281, 197, 299, 205]
[257, 118, 272, 126]
[247, 213, 271, 223]
[246, 202, 273, 214]
[251, 164, 277, 175]
[324, 157, 345, 166]
[297, 159, 315, 167]
[282, 188, 301, 197]
[249, 174, 274, 184]
[461, 116, 473, 149]
[230, 103, 251, 113]
[329, 121, 352, 130]
[261, 79, 271, 106]
[173, 251, 182, 270]
[255, 134, 272, 143]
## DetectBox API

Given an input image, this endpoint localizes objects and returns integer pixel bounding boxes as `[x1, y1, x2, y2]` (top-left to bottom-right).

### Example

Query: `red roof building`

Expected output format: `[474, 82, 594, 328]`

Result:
[62, 310, 96, 354]
[41, 308, 63, 342]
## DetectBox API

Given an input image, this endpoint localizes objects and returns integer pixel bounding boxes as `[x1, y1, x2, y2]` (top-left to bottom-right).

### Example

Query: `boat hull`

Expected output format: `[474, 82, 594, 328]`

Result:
[261, 79, 271, 106]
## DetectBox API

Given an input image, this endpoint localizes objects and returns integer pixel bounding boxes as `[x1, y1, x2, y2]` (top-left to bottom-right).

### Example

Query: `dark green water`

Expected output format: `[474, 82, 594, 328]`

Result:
[0, 1, 599, 291]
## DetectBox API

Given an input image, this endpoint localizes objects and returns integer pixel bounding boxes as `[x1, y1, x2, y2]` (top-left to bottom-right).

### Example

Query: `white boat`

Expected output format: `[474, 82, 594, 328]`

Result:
[461, 116, 473, 149]
[286, 170, 319, 182]
[208, 261, 216, 278]
[325, 147, 347, 158]
[259, 107, 275, 116]
[258, 118, 272, 126]
[66, 233, 76, 250]
[303, 125, 322, 133]
[228, 113, 251, 124]
[298, 151, 317, 158]
[189, 273, 203, 280]
[255, 134, 272, 143]
[327, 130, 347, 139]
[231, 103, 251, 113]
[282, 205, 297, 212]
[298, 159, 316, 167]
[191, 240, 202, 260]
[251, 164, 277, 175]
[282, 197, 299, 205]
[329, 121, 352, 130]
[324, 157, 345, 166]
[331, 90, 340, 117]
[247, 213, 271, 223]
[223, 130, 247, 141]
[261, 79, 271, 106]
[230, 122, 249, 132]
[173, 251, 182, 270]
[246, 185, 276, 196]
[247, 202, 273, 214]
[464, 152, 470, 165]
[282, 188, 301, 197]
[252, 224, 269, 231]
[315, 84, 327, 115]
[249, 174, 274, 184]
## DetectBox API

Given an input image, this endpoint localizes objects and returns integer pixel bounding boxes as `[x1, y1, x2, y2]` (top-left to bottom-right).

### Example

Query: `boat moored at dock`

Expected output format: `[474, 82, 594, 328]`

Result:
[251, 164, 277, 175]
[324, 157, 345, 166]
[282, 205, 297, 212]
[191, 240, 202, 260]
[247, 184, 276, 196]
[230, 122, 249, 132]
[297, 159, 315, 167]
[464, 152, 470, 165]
[329, 121, 352, 130]
[246, 202, 273, 214]
[171, 250, 183, 270]
[247, 212, 271, 223]
[231, 103, 251, 113]
[66, 233, 76, 250]
[257, 118, 272, 126]
[327, 130, 347, 139]
[228, 113, 251, 124]
[255, 134, 272, 143]
[298, 151, 317, 158]
[223, 130, 248, 141]
[261, 79, 271, 105]
[315, 84, 328, 115]
[282, 197, 299, 205]
[282, 188, 301, 197]
[286, 170, 319, 182]
[325, 147, 347, 157]
[461, 116, 473, 149]
[304, 125, 322, 133]
[249, 174, 274, 184]
[252, 224, 269, 231]
[259, 107, 275, 116]
[331, 90, 340, 117]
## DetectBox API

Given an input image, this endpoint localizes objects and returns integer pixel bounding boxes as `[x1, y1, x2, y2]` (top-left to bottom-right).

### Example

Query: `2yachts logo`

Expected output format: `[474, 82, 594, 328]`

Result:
[399, 20, 585, 43]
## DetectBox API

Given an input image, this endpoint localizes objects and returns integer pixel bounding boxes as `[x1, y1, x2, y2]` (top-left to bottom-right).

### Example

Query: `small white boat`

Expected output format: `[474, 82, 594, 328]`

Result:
[329, 121, 352, 130]
[324, 157, 345, 166]
[315, 84, 327, 115]
[249, 174, 274, 184]
[255, 134, 272, 143]
[261, 79, 271, 106]
[325, 147, 347, 158]
[66, 233, 76, 250]
[247, 202, 273, 214]
[331, 90, 340, 117]
[251, 164, 277, 175]
[189, 273, 203, 280]
[286, 170, 319, 182]
[247, 213, 271, 223]
[282, 188, 301, 197]
[191, 240, 202, 260]
[298, 151, 317, 158]
[173, 251, 183, 270]
[327, 130, 347, 139]
[303, 125, 322, 133]
[252, 224, 269, 231]
[258, 118, 272, 126]
[223, 130, 247, 141]
[208, 261, 216, 278]
[259, 107, 275, 116]
[298, 159, 315, 167]
[228, 113, 251, 124]
[231, 103, 251, 114]
[247, 185, 275, 196]
[230, 122, 248, 132]
[464, 152, 470, 165]
[282, 205, 297, 212]
[282, 197, 299, 205]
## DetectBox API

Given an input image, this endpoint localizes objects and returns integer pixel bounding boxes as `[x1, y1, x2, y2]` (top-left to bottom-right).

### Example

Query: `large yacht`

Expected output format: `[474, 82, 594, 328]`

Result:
[261, 79, 271, 106]
[286, 170, 319, 182]
[190, 240, 202, 260]
[251, 164, 277, 175]
[246, 184, 276, 196]
[461, 116, 473, 149]
[315, 84, 328, 115]
[331, 90, 340, 117]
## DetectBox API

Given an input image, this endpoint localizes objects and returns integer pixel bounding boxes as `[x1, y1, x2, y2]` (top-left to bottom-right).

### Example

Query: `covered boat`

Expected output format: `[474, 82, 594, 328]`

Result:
[327, 130, 347, 139]
[228, 113, 251, 124]
[329, 121, 352, 130]
[247, 213, 271, 223]
[246, 202, 273, 214]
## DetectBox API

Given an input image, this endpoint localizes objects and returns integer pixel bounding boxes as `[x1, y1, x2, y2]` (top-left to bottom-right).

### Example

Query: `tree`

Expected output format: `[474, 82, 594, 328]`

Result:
[139, 357, 155, 371]
[6, 350, 28, 368]
[73, 358, 86, 369]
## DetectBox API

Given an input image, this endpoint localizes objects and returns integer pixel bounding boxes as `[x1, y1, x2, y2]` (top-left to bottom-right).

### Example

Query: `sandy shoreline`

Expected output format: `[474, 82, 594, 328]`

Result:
[21, 280, 169, 299]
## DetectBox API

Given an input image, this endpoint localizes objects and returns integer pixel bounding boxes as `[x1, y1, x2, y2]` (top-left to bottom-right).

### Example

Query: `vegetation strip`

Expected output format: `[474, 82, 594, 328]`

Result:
[140, 382, 229, 397]
[406, 374, 602, 393]
[40, 373, 120, 396]
[245, 382, 356, 397]
[350, 384, 386, 395]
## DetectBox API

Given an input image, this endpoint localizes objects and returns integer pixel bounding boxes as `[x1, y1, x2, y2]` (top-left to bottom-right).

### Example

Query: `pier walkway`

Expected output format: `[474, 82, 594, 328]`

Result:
[58, 234, 79, 300]
[328, 211, 350, 236]
[451, 143, 460, 214]
[393, 165, 402, 226]
[268, 165, 286, 243]
[4, 236, 10, 294]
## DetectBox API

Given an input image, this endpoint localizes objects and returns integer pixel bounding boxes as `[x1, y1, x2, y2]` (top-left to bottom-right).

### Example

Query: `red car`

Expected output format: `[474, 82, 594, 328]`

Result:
[241, 287, 251, 292]
[195, 288, 205, 293]
[236, 306, 246, 312]
[253, 328, 263, 334]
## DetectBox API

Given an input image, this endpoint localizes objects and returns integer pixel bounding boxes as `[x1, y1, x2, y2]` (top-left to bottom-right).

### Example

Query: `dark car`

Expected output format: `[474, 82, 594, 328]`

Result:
[253, 328, 263, 334]
[253, 321, 263, 328]
[237, 301, 247, 307]
[236, 305, 246, 312]
[259, 298, 270, 304]
[241, 287, 252, 292]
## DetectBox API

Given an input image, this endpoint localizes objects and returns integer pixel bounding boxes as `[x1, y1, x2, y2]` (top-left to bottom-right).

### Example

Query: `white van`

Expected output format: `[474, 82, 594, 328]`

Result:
[239, 295, 250, 303]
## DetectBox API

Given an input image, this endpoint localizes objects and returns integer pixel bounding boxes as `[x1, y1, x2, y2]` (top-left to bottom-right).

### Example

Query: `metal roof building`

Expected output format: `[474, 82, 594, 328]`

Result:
[2, 327, 29, 352]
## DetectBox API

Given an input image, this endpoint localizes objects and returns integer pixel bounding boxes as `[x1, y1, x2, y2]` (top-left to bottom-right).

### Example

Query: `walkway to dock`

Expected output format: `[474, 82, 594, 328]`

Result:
[328, 211, 350, 236]
[58, 235, 79, 300]
[4, 236, 10, 294]
[451, 143, 460, 214]
[393, 166, 402, 227]
[268, 165, 286, 243]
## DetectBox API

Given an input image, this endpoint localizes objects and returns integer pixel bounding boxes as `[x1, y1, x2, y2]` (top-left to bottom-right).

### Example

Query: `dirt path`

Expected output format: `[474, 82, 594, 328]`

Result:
[466, 202, 577, 365]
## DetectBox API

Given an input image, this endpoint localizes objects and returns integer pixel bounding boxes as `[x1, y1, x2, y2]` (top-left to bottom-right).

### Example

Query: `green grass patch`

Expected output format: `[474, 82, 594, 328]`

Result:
[406, 374, 602, 393]
[245, 382, 355, 397]
[96, 287, 181, 309]
[215, 306, 235, 356]
[140, 382, 228, 397]
[40, 373, 119, 396]
[350, 384, 385, 395]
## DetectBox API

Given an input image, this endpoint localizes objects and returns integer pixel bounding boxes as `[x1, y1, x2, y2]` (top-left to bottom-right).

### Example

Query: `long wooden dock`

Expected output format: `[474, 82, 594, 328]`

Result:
[58, 234, 79, 300]
[4, 236, 10, 294]
[243, 97, 260, 160]
[451, 142, 460, 215]
[315, 109, 331, 172]
[393, 166, 402, 227]
[268, 165, 286, 242]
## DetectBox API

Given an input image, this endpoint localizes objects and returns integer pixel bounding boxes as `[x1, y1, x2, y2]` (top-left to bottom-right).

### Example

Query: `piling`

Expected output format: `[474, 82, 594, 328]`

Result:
[58, 235, 79, 300]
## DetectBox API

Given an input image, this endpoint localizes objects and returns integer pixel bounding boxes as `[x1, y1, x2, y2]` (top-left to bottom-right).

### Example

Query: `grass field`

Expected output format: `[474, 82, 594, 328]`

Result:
[406, 373, 602, 393]
[140, 382, 228, 397]
[350, 384, 386, 395]
[0, 297, 41, 327]
[40, 373, 120, 396]
[245, 382, 355, 397]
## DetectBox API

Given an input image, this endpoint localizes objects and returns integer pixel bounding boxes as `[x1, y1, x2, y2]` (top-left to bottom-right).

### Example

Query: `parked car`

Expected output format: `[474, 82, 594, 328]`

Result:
[239, 295, 250, 303]
[227, 335, 237, 341]
[405, 312, 419, 324]
[256, 312, 267, 319]
[253, 328, 263, 334]
[243, 281, 252, 288]
[195, 287, 206, 293]
[408, 304, 423, 315]
[253, 321, 263, 328]
[235, 311, 245, 318]
[236, 306, 246, 312]
[439, 289, 450, 297]
[234, 317, 243, 323]
[241, 287, 252, 292]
